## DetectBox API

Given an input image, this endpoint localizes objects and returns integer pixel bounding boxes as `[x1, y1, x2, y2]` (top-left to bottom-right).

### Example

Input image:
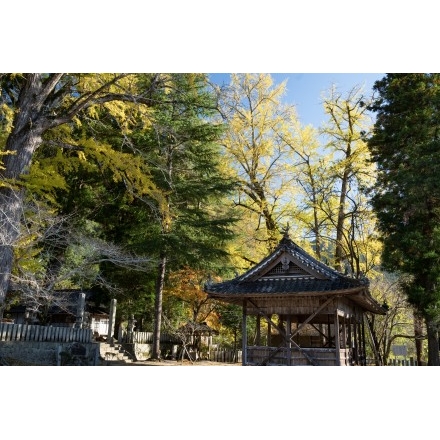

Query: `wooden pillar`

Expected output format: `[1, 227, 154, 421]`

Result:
[256, 314, 261, 346]
[341, 315, 347, 349]
[242, 299, 247, 366]
[347, 317, 353, 365]
[341, 314, 347, 366]
[347, 317, 352, 353]
[327, 315, 332, 347]
[361, 316, 367, 366]
[286, 315, 292, 366]
[353, 317, 359, 365]
[267, 315, 272, 346]
[334, 311, 340, 366]
[107, 298, 117, 346]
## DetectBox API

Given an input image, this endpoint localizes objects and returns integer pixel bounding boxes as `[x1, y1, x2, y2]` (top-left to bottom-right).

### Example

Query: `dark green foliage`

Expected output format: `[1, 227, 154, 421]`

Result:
[367, 74, 440, 364]
[5, 74, 237, 331]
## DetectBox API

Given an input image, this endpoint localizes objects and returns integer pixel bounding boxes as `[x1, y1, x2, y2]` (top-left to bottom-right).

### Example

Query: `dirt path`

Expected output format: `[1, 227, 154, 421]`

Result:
[127, 359, 240, 366]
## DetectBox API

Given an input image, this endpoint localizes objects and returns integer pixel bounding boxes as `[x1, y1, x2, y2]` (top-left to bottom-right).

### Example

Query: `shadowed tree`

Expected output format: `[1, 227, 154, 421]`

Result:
[367, 73, 440, 365]
[0, 73, 167, 315]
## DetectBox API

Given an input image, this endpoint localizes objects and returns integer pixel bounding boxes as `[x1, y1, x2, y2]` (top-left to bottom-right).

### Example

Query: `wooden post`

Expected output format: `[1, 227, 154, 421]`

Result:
[256, 314, 261, 346]
[242, 299, 247, 366]
[334, 311, 340, 366]
[286, 315, 291, 366]
[267, 315, 272, 346]
[358, 321, 364, 364]
[361, 317, 367, 365]
[340, 314, 347, 365]
[341, 315, 347, 349]
[107, 298, 117, 346]
[353, 317, 359, 365]
[347, 317, 352, 364]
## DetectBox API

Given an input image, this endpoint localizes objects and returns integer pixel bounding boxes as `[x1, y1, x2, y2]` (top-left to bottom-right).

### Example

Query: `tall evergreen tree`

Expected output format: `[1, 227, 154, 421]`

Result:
[367, 73, 440, 365]
[131, 74, 237, 358]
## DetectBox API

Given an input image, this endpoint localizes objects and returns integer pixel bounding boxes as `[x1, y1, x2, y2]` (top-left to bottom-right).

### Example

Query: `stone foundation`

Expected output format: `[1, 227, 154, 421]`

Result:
[0, 340, 100, 366]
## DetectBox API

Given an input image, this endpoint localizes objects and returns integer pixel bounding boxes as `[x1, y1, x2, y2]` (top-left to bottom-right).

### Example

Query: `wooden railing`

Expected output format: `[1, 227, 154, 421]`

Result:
[245, 346, 351, 366]
[0, 322, 93, 343]
[209, 348, 242, 363]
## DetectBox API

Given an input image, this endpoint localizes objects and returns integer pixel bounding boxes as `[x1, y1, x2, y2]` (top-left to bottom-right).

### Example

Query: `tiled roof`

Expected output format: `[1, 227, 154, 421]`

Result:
[205, 234, 367, 296]
[206, 276, 362, 295]
[205, 234, 387, 314]
[237, 235, 366, 283]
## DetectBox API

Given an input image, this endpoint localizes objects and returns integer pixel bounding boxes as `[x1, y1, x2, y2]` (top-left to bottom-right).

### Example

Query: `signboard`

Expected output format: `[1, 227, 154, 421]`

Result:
[392, 345, 407, 357]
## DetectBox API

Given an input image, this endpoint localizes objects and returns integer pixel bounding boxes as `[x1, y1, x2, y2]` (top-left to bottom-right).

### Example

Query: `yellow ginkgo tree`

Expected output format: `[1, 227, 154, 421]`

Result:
[0, 73, 168, 314]
[217, 73, 301, 261]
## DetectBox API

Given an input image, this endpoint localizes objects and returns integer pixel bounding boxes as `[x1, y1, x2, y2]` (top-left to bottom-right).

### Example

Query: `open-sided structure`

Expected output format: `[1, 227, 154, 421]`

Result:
[205, 232, 386, 366]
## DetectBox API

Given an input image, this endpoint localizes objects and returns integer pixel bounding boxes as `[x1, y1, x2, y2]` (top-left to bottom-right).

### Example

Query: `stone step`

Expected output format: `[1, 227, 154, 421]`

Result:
[99, 342, 134, 365]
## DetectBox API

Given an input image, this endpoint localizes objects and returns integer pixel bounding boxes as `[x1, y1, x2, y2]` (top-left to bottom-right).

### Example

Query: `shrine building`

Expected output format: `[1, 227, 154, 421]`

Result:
[205, 232, 386, 366]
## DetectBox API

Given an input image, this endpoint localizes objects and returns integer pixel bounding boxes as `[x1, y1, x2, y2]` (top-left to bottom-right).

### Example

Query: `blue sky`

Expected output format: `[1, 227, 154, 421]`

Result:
[209, 73, 385, 128]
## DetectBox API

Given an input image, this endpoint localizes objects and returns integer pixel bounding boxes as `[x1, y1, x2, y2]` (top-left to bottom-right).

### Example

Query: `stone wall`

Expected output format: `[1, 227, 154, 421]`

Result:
[122, 342, 152, 361]
[0, 340, 100, 366]
[122, 342, 179, 361]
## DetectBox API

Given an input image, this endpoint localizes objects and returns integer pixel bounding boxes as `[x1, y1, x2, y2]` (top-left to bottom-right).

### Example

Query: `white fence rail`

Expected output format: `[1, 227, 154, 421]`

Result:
[119, 330, 181, 344]
[0, 322, 93, 343]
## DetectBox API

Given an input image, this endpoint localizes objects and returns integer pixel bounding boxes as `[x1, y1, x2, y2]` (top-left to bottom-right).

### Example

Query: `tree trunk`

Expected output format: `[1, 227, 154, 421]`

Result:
[0, 74, 50, 311]
[365, 315, 383, 365]
[0, 128, 44, 310]
[152, 254, 167, 359]
[334, 169, 349, 272]
[414, 311, 424, 365]
[425, 316, 439, 366]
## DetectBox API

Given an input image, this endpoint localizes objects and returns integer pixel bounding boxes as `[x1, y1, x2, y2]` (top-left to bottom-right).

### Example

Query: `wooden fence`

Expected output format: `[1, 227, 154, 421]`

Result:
[118, 330, 241, 364]
[209, 348, 242, 364]
[118, 330, 181, 344]
[387, 358, 418, 366]
[0, 322, 93, 343]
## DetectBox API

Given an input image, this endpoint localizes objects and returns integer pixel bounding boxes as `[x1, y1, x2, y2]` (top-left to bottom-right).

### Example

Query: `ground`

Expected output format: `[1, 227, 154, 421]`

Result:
[127, 359, 240, 366]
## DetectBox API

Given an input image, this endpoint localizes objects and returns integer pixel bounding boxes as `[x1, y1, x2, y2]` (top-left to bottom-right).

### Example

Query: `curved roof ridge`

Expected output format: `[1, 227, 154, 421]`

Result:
[236, 235, 366, 285]
[283, 238, 345, 281]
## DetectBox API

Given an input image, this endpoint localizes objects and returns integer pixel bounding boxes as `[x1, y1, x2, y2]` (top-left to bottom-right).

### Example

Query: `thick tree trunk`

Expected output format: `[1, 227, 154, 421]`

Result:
[0, 187, 24, 309]
[0, 126, 44, 310]
[0, 75, 50, 311]
[425, 316, 439, 366]
[152, 254, 167, 359]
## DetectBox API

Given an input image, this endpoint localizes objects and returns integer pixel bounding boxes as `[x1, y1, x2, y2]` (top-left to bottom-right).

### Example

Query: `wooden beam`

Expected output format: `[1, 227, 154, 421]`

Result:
[289, 296, 337, 340]
[310, 323, 328, 340]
